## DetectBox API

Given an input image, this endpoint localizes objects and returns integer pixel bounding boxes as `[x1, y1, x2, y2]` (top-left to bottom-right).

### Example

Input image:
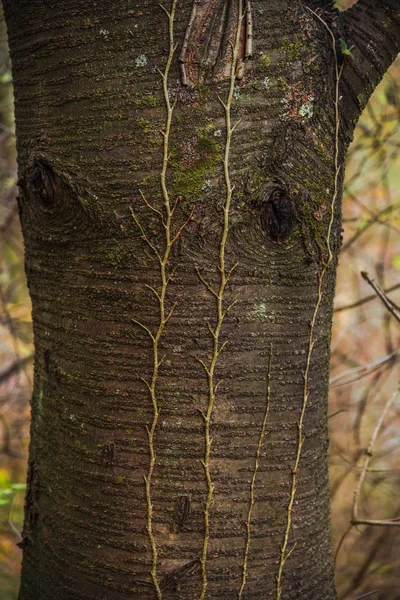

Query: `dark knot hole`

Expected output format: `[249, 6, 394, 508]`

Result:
[260, 186, 295, 243]
[27, 159, 56, 207]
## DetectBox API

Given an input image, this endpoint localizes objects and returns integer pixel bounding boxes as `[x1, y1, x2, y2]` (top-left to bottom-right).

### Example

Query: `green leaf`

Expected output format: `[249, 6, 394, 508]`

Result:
[339, 38, 355, 61]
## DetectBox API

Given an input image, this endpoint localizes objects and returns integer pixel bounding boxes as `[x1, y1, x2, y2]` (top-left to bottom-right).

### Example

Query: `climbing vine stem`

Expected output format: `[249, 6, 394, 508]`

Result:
[238, 344, 273, 599]
[129, 2, 192, 598]
[196, 2, 243, 599]
[276, 9, 344, 599]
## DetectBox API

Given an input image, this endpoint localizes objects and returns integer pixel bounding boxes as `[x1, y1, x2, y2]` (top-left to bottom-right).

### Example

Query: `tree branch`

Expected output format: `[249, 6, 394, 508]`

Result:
[340, 0, 400, 132]
[0, 353, 33, 384]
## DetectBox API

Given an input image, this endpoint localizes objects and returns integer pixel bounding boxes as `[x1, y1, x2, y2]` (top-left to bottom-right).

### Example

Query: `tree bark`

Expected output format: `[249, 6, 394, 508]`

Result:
[3, 0, 400, 599]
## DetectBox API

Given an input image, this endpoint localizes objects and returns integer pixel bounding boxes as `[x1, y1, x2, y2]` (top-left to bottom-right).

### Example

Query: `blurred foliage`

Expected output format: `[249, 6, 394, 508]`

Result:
[0, 1, 399, 599]
[330, 54, 400, 599]
[0, 5, 32, 600]
[330, 6, 400, 600]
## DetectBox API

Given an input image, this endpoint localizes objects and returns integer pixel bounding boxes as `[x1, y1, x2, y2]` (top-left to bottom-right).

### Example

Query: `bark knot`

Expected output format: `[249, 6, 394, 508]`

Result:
[260, 182, 296, 243]
[26, 158, 56, 207]
[18, 153, 101, 243]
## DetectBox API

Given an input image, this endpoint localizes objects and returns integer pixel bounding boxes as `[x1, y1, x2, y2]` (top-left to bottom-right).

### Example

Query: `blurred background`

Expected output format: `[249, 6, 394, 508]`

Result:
[0, 1, 399, 598]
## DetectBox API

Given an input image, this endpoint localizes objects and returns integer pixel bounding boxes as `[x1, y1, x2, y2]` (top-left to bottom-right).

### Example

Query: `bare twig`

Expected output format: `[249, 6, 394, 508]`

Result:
[330, 350, 399, 387]
[352, 518, 400, 527]
[351, 592, 378, 600]
[0, 353, 34, 384]
[334, 283, 400, 313]
[352, 388, 399, 524]
[360, 271, 400, 323]
[334, 387, 399, 567]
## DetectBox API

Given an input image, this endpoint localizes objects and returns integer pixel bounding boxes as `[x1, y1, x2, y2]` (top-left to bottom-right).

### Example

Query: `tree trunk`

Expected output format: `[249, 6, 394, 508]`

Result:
[3, 1, 400, 598]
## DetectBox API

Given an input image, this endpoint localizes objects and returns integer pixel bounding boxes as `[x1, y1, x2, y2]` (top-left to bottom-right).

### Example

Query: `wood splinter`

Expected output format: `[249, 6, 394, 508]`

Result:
[179, 0, 198, 86]
[245, 1, 253, 59]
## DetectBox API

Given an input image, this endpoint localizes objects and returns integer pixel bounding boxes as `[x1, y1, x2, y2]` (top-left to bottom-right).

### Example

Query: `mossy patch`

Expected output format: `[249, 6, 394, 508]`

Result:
[295, 174, 331, 261]
[281, 34, 304, 62]
[170, 133, 222, 199]
[259, 53, 271, 69]
[137, 117, 162, 149]
[134, 94, 158, 108]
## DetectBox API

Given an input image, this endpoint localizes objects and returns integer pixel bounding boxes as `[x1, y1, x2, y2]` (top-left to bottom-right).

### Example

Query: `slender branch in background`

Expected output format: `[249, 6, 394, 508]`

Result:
[8, 494, 23, 542]
[352, 373, 382, 448]
[351, 592, 378, 600]
[328, 408, 348, 419]
[361, 271, 400, 323]
[341, 199, 400, 253]
[337, 452, 400, 474]
[351, 388, 399, 523]
[329, 350, 399, 387]
[351, 518, 400, 527]
[334, 387, 399, 567]
[0, 353, 34, 384]
[334, 283, 400, 313]
[0, 282, 31, 387]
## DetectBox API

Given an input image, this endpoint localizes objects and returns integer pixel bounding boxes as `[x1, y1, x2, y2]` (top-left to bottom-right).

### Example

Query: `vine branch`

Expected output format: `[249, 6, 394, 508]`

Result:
[276, 8, 344, 598]
[238, 345, 273, 599]
[129, 2, 189, 597]
[197, 2, 243, 598]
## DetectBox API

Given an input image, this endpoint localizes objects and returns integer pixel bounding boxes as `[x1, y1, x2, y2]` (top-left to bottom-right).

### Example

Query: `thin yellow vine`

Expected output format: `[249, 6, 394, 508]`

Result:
[196, 2, 244, 599]
[130, 2, 183, 597]
[276, 9, 344, 599]
[238, 344, 273, 599]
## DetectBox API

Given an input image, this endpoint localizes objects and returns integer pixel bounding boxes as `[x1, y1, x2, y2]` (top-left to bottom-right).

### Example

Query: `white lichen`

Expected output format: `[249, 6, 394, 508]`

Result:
[252, 302, 274, 321]
[135, 54, 148, 68]
[299, 96, 314, 119]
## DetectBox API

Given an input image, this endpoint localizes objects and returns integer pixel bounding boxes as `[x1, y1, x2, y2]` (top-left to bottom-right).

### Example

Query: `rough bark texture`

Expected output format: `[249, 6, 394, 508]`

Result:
[3, 0, 400, 599]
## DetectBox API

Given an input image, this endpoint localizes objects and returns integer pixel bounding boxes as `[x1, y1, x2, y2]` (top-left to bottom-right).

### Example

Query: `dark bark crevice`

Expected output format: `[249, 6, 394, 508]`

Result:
[260, 181, 296, 243]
